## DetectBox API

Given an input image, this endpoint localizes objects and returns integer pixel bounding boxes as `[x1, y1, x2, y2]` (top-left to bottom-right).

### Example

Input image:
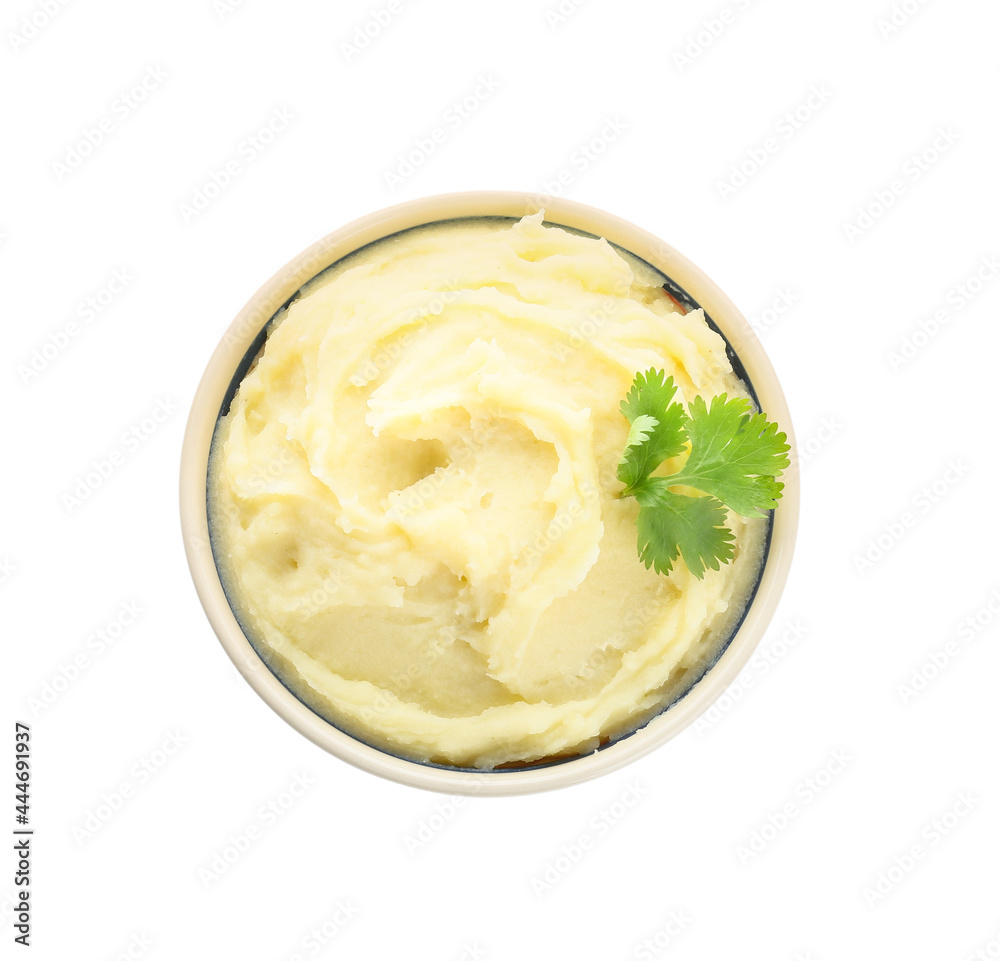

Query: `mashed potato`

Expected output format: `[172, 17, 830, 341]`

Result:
[209, 212, 766, 768]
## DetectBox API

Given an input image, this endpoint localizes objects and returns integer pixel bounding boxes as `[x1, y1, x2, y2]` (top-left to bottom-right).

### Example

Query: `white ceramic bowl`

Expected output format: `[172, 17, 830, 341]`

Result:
[180, 191, 798, 796]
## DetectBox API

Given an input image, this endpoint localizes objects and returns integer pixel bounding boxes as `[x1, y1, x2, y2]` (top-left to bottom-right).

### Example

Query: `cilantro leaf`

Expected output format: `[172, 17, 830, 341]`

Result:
[616, 369, 689, 493]
[634, 479, 736, 578]
[669, 394, 791, 517]
[618, 413, 660, 486]
[615, 369, 788, 579]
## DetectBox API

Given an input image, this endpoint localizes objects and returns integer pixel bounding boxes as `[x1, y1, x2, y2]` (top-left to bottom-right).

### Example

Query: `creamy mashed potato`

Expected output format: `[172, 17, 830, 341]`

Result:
[209, 212, 766, 768]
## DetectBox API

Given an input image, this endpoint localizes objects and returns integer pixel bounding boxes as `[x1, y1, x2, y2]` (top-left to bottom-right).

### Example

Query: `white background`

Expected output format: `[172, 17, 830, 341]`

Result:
[3, 0, 999, 958]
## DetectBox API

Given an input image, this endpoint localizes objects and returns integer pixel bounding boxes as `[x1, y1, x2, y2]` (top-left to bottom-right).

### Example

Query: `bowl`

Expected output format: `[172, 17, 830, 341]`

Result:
[179, 190, 798, 795]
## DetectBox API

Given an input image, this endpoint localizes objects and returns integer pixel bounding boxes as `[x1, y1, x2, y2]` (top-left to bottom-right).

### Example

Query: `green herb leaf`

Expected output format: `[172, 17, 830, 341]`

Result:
[634, 479, 736, 578]
[616, 369, 788, 578]
[669, 394, 790, 517]
[616, 369, 689, 494]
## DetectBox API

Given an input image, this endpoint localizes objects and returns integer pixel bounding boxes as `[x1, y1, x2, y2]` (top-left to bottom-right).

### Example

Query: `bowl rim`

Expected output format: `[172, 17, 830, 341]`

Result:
[179, 190, 799, 796]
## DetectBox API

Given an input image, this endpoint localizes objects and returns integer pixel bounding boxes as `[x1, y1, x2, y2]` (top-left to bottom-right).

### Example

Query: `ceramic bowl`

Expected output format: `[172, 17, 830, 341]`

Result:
[179, 191, 798, 795]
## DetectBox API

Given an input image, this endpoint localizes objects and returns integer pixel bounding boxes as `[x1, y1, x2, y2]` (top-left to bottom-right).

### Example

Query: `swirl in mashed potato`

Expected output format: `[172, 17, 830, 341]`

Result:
[209, 212, 766, 768]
